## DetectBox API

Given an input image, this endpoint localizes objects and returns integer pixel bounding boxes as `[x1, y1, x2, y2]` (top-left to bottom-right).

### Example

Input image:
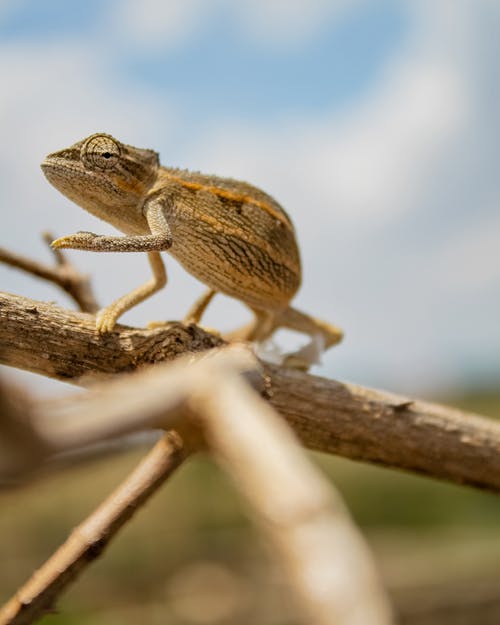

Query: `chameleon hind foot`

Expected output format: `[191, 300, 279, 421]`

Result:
[227, 305, 343, 369]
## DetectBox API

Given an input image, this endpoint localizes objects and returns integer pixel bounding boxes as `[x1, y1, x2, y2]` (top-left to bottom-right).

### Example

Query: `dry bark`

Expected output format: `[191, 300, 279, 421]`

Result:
[2, 291, 500, 493]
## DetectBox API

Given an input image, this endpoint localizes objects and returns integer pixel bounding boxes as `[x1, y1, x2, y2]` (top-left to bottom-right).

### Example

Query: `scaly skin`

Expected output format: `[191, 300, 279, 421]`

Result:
[42, 133, 342, 361]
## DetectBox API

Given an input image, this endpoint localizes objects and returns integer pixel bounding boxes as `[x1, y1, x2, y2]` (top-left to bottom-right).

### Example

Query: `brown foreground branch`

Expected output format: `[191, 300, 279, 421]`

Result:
[0, 380, 48, 480]
[2, 291, 500, 492]
[193, 371, 393, 624]
[0, 351, 393, 625]
[0, 431, 188, 625]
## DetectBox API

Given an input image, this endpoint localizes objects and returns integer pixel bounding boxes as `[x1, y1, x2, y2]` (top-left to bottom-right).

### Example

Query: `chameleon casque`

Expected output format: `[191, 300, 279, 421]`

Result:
[41, 133, 342, 362]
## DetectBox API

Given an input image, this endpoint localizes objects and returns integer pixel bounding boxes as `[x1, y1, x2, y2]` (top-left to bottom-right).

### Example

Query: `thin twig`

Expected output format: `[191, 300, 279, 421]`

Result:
[0, 235, 98, 312]
[0, 431, 189, 625]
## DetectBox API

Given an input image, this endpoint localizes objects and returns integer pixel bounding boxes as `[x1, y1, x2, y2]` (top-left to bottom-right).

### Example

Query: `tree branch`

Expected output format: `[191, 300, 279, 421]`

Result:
[0, 292, 224, 380]
[2, 291, 499, 493]
[267, 365, 500, 491]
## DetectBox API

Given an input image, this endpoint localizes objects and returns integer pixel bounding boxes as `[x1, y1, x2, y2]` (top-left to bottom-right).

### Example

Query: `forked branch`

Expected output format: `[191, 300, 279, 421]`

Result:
[0, 350, 393, 625]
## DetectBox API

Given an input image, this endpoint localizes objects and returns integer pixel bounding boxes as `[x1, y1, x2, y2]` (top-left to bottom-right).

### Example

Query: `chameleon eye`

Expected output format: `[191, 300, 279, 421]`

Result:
[81, 134, 121, 170]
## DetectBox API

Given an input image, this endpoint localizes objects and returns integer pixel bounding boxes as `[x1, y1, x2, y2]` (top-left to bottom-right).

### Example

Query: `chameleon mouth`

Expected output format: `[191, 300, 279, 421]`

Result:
[41, 157, 90, 183]
[41, 156, 71, 175]
[40, 158, 65, 182]
[40, 157, 55, 171]
[40, 158, 96, 202]
[41, 155, 75, 169]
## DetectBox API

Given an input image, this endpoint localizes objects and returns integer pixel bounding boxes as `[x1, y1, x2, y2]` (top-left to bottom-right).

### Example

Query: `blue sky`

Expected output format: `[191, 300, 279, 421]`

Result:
[0, 1, 408, 130]
[1, 0, 499, 395]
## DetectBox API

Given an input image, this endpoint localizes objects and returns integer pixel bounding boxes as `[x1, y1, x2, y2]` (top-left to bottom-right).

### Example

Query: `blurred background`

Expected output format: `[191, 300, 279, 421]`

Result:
[1, 1, 499, 623]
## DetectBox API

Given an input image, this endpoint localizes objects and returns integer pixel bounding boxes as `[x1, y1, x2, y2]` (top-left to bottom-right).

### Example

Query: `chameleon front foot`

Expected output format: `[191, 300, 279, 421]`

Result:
[95, 308, 119, 333]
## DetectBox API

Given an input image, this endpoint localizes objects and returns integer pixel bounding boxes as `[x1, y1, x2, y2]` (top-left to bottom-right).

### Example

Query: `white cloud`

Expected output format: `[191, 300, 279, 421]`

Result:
[431, 209, 500, 292]
[111, 0, 364, 52]
[187, 1, 499, 391]
[233, 0, 362, 48]
[303, 60, 467, 223]
[0, 46, 169, 234]
[112, 0, 207, 51]
[0, 0, 20, 19]
[0, 39, 175, 314]
[191, 57, 467, 228]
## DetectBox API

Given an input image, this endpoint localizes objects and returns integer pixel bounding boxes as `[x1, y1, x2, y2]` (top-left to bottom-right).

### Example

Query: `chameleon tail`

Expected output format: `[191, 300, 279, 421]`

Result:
[226, 305, 343, 354]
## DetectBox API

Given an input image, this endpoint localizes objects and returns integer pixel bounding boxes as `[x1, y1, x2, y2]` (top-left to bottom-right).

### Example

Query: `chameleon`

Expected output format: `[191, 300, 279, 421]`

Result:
[41, 133, 342, 361]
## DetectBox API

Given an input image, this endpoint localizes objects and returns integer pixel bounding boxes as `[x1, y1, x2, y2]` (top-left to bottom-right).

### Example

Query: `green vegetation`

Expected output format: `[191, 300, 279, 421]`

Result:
[1, 388, 499, 624]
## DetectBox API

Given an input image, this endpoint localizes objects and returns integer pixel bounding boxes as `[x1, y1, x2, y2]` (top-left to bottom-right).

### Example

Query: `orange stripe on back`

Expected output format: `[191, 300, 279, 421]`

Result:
[162, 171, 292, 229]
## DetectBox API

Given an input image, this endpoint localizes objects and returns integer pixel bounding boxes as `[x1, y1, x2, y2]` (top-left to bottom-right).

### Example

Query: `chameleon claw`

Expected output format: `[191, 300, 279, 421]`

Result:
[95, 309, 118, 333]
[50, 235, 72, 249]
[51, 232, 98, 250]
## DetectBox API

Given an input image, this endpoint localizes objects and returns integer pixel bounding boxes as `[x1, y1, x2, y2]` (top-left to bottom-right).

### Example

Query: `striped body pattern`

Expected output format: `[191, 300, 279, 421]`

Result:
[42, 133, 301, 314]
[39, 132, 343, 362]
[156, 168, 301, 311]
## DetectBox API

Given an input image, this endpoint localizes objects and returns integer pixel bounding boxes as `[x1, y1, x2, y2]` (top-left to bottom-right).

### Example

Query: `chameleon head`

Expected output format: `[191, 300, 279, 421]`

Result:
[41, 133, 160, 228]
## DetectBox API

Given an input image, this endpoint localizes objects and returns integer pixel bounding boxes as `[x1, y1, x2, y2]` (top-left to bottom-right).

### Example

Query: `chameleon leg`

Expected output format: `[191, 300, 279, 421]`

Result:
[96, 252, 167, 333]
[183, 289, 217, 325]
[51, 199, 172, 253]
[225, 308, 275, 343]
[274, 306, 343, 349]
[227, 306, 342, 348]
